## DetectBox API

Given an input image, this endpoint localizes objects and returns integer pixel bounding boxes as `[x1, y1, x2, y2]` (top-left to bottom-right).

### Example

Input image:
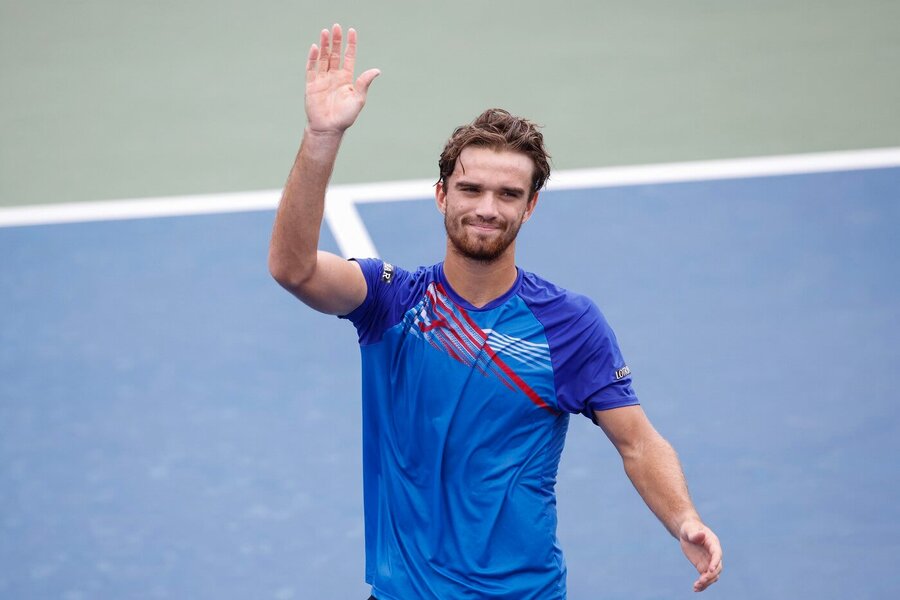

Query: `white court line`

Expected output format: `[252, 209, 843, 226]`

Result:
[2, 147, 899, 259]
[323, 189, 379, 262]
[0, 190, 282, 228]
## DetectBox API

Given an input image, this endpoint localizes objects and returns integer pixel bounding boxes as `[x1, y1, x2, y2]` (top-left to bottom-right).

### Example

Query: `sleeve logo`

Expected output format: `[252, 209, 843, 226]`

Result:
[381, 262, 394, 284]
[614, 365, 631, 380]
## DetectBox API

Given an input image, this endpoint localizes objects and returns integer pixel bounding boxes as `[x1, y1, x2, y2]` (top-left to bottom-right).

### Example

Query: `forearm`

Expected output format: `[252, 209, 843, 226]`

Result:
[268, 129, 344, 285]
[621, 432, 700, 538]
[595, 404, 721, 588]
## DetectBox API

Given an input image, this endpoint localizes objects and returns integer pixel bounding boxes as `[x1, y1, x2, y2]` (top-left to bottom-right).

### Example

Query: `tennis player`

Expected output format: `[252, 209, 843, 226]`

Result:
[269, 24, 723, 599]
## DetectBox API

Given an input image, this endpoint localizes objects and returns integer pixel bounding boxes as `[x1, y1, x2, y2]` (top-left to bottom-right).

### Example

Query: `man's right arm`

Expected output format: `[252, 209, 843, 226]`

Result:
[268, 24, 380, 315]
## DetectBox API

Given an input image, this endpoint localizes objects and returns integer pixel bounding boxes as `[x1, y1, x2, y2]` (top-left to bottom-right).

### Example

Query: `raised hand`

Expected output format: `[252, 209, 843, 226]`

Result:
[679, 519, 723, 592]
[305, 24, 380, 135]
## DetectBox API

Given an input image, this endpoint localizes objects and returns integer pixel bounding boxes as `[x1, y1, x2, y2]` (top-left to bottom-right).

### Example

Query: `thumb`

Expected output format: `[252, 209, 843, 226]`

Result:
[356, 68, 381, 94]
[681, 523, 706, 544]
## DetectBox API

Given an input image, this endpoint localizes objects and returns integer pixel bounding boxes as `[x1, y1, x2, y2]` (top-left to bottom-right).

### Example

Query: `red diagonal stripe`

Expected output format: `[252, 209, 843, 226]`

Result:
[432, 283, 556, 414]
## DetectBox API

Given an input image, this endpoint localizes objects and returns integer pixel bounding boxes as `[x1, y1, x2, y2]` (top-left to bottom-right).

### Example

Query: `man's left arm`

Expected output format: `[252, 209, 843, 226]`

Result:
[593, 405, 723, 592]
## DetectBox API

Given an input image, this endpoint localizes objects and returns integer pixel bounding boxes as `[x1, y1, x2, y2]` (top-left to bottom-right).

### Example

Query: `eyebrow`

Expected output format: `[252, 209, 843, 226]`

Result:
[499, 186, 526, 196]
[454, 180, 526, 196]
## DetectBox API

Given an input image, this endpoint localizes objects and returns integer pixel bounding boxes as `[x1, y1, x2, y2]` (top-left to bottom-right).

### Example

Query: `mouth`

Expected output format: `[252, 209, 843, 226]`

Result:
[464, 221, 502, 232]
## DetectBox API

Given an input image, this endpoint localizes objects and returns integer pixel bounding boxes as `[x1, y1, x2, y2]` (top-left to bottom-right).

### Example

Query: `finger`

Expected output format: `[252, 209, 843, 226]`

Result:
[329, 23, 342, 72]
[692, 566, 712, 591]
[344, 27, 357, 75]
[306, 44, 319, 80]
[694, 575, 709, 592]
[696, 564, 722, 589]
[707, 546, 723, 573]
[694, 571, 720, 592]
[317, 28, 329, 73]
[355, 68, 381, 94]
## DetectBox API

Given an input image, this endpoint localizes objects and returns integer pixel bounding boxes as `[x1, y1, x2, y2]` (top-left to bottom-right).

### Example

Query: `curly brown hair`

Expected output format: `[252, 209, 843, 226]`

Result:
[438, 108, 551, 196]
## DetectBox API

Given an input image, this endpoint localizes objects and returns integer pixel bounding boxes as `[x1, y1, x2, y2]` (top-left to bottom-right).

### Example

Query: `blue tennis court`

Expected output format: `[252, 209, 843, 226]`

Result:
[2, 165, 898, 598]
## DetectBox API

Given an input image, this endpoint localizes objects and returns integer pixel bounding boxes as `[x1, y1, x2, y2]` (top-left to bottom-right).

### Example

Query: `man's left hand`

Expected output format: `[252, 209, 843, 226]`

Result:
[679, 519, 723, 592]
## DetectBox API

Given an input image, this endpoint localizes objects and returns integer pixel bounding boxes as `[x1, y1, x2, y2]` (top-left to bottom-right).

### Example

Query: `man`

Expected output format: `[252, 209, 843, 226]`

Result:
[269, 24, 722, 599]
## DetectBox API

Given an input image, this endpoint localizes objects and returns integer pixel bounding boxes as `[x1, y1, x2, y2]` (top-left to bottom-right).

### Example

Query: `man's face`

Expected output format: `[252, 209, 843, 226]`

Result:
[437, 146, 538, 263]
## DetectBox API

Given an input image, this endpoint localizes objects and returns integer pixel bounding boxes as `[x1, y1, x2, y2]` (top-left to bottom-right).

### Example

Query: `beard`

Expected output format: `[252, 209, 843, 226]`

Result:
[444, 211, 525, 263]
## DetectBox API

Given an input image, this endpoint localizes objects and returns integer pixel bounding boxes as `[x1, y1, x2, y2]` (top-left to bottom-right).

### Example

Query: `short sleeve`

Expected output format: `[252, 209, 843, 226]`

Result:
[525, 286, 639, 418]
[556, 300, 639, 416]
[339, 258, 411, 345]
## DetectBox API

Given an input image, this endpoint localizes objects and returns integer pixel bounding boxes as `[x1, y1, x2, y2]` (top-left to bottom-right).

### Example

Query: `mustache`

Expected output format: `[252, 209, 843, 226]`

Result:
[460, 217, 505, 228]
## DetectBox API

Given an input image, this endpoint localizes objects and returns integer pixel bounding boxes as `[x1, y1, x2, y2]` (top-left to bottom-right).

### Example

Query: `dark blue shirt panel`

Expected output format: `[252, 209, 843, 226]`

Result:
[519, 272, 639, 417]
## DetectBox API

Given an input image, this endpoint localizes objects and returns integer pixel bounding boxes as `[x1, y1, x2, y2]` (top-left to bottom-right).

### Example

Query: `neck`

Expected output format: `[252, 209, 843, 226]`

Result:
[442, 243, 519, 308]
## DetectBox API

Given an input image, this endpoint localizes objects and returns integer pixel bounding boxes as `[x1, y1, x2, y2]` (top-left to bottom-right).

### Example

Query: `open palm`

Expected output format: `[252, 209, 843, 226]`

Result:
[305, 24, 380, 135]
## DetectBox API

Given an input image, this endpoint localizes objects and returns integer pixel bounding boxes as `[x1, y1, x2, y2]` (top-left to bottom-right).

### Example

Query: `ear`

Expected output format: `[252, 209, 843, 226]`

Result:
[522, 191, 539, 223]
[435, 181, 447, 215]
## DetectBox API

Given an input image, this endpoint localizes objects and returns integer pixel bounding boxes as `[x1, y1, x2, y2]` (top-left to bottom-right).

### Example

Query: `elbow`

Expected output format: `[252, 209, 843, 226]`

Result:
[268, 252, 315, 291]
[620, 433, 670, 468]
[621, 435, 678, 479]
[619, 439, 648, 470]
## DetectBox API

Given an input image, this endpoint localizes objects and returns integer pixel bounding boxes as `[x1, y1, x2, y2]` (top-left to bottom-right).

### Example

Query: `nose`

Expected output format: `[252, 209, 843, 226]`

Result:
[473, 192, 500, 221]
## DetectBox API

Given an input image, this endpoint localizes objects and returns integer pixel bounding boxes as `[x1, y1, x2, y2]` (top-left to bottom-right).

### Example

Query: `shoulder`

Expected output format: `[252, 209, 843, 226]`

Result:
[516, 270, 637, 416]
[342, 259, 440, 344]
[518, 270, 604, 325]
[516, 269, 618, 358]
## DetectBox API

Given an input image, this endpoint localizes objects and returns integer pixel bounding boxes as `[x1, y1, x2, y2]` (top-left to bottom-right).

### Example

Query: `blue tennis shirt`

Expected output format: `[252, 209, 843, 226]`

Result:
[341, 260, 639, 600]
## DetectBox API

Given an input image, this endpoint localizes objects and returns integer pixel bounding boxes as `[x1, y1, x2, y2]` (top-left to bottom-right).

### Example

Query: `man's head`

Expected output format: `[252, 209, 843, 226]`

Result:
[438, 108, 551, 198]
[436, 109, 551, 263]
